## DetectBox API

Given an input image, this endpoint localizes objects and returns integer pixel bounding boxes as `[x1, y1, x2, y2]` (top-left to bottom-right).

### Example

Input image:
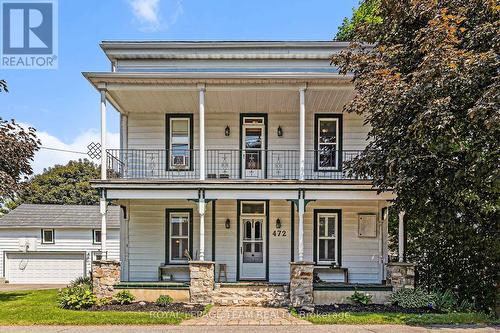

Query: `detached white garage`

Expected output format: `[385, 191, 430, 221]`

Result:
[0, 204, 120, 284]
[6, 252, 85, 284]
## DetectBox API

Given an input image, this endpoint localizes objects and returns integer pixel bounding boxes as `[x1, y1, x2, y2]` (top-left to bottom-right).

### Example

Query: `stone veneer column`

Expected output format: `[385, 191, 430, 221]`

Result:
[290, 262, 314, 307]
[189, 261, 215, 304]
[91, 260, 121, 298]
[385, 262, 416, 291]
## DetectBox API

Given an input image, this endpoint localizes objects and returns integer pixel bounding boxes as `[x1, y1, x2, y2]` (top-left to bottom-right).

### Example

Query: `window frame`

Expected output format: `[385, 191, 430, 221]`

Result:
[93, 229, 102, 244]
[165, 208, 193, 264]
[165, 114, 194, 171]
[41, 229, 55, 244]
[313, 209, 342, 266]
[314, 114, 343, 172]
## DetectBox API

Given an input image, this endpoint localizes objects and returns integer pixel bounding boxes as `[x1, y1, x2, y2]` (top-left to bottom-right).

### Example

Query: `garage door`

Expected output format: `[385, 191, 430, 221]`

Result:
[6, 252, 85, 284]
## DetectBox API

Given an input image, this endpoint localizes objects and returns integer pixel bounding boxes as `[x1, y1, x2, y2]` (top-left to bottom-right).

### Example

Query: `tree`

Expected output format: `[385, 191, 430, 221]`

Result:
[335, 0, 382, 41]
[333, 0, 499, 311]
[0, 118, 41, 199]
[18, 159, 100, 205]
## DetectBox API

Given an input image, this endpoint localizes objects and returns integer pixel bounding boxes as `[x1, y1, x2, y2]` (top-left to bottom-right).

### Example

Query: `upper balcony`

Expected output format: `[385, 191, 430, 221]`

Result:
[106, 148, 367, 181]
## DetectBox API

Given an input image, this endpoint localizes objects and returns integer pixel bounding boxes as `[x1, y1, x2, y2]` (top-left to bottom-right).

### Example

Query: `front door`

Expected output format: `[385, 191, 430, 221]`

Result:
[239, 202, 266, 280]
[242, 116, 266, 179]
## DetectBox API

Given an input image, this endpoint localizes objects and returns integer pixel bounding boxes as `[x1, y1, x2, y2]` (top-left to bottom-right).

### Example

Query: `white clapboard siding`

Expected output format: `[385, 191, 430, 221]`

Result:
[296, 200, 382, 283]
[125, 199, 383, 284]
[126, 200, 213, 281]
[0, 228, 119, 280]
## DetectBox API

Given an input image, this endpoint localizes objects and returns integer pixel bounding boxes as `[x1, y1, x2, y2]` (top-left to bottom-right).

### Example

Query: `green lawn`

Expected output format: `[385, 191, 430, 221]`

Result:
[296, 311, 499, 326]
[0, 289, 194, 325]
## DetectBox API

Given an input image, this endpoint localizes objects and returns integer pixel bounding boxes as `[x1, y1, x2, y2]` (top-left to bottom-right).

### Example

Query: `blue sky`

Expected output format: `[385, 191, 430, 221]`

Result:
[1, 0, 358, 173]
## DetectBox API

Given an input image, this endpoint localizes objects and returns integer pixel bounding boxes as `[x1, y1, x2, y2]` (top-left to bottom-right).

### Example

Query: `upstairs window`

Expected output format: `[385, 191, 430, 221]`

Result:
[314, 114, 343, 171]
[41, 229, 54, 244]
[166, 114, 193, 171]
[93, 229, 102, 244]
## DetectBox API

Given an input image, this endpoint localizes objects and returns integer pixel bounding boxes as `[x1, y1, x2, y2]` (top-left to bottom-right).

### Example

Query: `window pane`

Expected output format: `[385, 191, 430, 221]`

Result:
[43, 230, 53, 242]
[245, 128, 262, 149]
[328, 217, 336, 237]
[94, 230, 101, 243]
[319, 239, 326, 260]
[254, 221, 262, 240]
[254, 242, 262, 253]
[319, 120, 337, 143]
[328, 239, 335, 260]
[244, 220, 252, 239]
[171, 119, 189, 137]
[245, 151, 261, 170]
[319, 217, 326, 237]
[171, 238, 180, 259]
[181, 239, 188, 259]
[319, 145, 337, 168]
[242, 203, 265, 214]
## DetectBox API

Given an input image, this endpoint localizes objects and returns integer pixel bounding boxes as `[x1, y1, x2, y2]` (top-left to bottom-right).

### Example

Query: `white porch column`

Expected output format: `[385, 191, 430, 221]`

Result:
[299, 87, 306, 181]
[120, 113, 128, 150]
[298, 198, 305, 262]
[100, 192, 107, 257]
[398, 211, 405, 262]
[198, 199, 206, 261]
[199, 85, 206, 181]
[100, 89, 107, 180]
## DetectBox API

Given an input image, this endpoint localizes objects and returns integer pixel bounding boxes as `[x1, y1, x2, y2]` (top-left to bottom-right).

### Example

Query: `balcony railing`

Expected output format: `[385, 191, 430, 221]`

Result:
[106, 149, 367, 181]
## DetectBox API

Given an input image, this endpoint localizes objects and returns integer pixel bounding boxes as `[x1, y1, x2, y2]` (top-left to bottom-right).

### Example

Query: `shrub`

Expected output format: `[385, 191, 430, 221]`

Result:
[433, 290, 458, 313]
[58, 284, 97, 310]
[69, 276, 92, 288]
[156, 295, 173, 307]
[389, 288, 434, 309]
[113, 290, 135, 305]
[95, 297, 112, 307]
[348, 291, 372, 305]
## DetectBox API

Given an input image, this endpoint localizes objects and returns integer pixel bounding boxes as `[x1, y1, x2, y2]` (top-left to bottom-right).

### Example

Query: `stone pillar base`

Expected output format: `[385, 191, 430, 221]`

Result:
[290, 261, 314, 307]
[91, 260, 121, 298]
[386, 262, 415, 291]
[189, 261, 215, 304]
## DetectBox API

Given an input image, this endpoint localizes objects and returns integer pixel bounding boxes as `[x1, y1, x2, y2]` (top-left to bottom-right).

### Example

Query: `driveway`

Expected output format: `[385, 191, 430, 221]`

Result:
[0, 325, 497, 333]
[0, 284, 66, 291]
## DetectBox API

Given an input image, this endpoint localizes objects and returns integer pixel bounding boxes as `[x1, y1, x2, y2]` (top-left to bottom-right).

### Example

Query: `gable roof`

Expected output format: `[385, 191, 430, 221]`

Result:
[0, 204, 120, 228]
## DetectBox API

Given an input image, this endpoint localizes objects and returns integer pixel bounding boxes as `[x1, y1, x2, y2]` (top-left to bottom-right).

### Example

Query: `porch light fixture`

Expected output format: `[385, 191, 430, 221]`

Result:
[277, 125, 283, 137]
[225, 218, 231, 229]
[276, 218, 282, 229]
[225, 125, 231, 137]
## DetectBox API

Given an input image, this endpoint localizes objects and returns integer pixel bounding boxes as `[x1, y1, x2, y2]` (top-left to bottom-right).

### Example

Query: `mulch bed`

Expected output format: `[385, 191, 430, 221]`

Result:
[297, 304, 441, 314]
[89, 302, 205, 314]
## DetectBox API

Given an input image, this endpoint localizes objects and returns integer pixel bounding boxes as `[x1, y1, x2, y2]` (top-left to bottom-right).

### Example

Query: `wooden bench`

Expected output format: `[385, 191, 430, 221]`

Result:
[158, 265, 190, 282]
[314, 266, 349, 283]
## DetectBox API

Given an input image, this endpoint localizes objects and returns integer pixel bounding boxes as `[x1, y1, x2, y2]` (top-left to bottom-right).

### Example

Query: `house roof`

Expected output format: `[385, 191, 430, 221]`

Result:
[99, 40, 352, 61]
[0, 204, 120, 228]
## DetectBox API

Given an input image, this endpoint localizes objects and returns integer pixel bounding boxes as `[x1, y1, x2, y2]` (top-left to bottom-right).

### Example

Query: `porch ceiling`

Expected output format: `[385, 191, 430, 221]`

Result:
[83, 72, 355, 114]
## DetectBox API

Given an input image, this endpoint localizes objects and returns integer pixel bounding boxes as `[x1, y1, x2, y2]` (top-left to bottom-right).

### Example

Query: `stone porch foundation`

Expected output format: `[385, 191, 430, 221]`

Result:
[189, 260, 215, 304]
[385, 262, 416, 290]
[213, 283, 289, 307]
[91, 260, 121, 298]
[289, 262, 314, 307]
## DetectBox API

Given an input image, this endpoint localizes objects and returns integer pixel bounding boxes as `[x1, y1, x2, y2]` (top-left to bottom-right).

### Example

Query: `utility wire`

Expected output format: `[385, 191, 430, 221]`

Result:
[39, 146, 87, 155]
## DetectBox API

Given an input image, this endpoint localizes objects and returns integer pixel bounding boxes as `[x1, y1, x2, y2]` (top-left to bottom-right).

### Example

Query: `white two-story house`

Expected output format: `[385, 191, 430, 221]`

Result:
[85, 41, 409, 305]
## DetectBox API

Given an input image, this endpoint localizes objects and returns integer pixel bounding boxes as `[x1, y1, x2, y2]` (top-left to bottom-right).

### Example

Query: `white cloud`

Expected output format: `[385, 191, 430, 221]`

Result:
[20, 124, 119, 176]
[128, 0, 183, 31]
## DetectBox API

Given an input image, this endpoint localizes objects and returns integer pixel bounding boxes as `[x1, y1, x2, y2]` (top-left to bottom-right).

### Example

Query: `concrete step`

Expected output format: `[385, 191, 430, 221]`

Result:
[213, 283, 290, 307]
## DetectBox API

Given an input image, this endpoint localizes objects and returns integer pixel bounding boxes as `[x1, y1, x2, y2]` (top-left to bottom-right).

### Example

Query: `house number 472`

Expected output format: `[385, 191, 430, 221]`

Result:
[273, 230, 287, 237]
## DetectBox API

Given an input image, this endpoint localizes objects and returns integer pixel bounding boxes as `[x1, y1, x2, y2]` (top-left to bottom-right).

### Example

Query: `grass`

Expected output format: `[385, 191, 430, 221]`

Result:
[0, 289, 194, 325]
[294, 310, 499, 326]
